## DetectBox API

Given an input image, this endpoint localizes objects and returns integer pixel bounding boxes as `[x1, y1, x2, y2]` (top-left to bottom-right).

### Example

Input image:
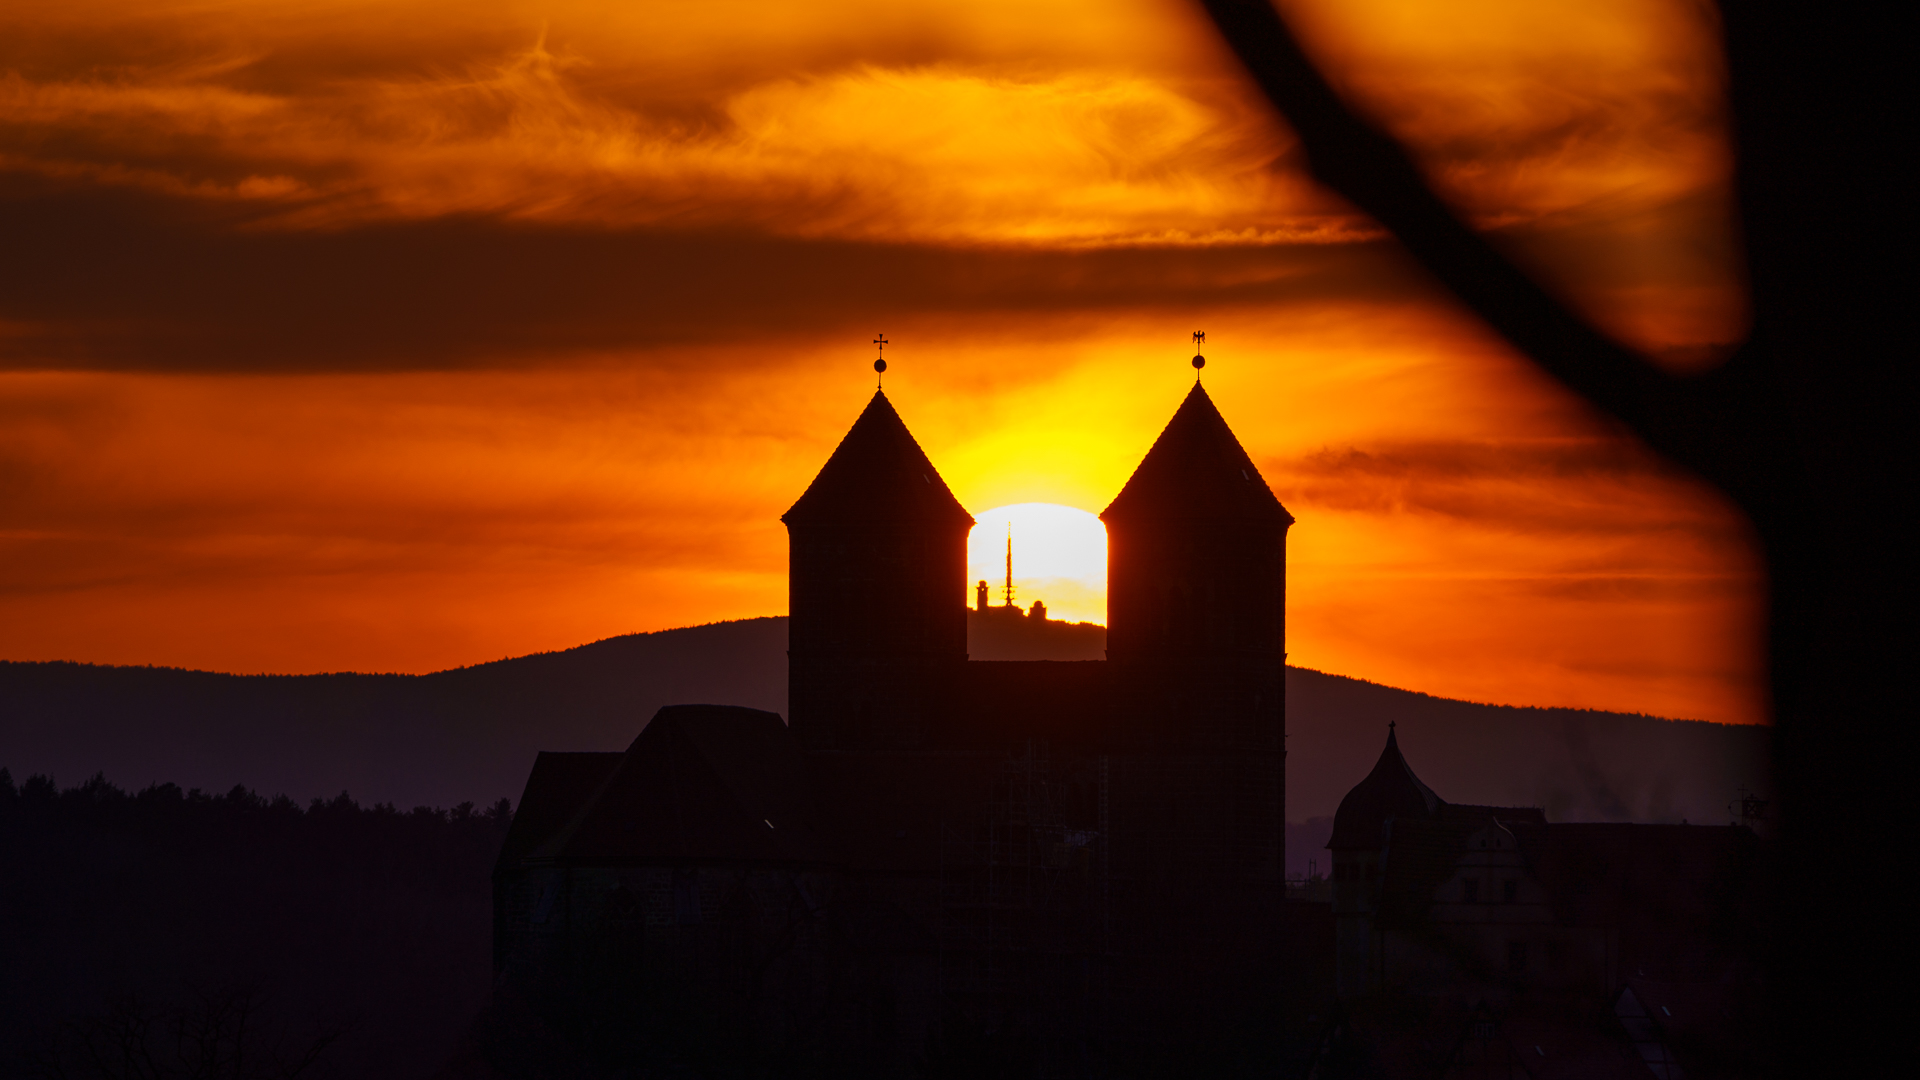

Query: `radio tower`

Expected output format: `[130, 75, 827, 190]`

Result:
[1002, 524, 1017, 608]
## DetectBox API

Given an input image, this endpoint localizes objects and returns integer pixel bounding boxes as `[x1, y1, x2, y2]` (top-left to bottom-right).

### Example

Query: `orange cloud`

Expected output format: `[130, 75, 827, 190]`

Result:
[0, 0, 1763, 725]
[0, 3, 1320, 243]
[2, 1, 1736, 260]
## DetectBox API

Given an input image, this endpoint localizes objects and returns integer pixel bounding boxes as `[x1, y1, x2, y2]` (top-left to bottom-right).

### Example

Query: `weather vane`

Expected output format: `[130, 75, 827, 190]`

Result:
[873, 334, 889, 388]
[1192, 331, 1206, 380]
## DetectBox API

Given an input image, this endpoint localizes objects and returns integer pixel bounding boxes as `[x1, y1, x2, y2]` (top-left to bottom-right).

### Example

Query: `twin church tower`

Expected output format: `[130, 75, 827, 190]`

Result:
[495, 368, 1298, 1068]
[785, 381, 1293, 762]
[784, 376, 1296, 1039]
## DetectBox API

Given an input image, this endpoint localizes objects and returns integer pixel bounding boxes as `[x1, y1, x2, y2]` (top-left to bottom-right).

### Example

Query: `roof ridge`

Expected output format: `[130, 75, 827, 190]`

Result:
[527, 747, 636, 860]
[532, 705, 832, 864]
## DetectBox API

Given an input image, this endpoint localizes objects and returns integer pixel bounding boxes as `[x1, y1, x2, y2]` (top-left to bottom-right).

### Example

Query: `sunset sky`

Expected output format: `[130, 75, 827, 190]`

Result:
[0, 0, 1765, 724]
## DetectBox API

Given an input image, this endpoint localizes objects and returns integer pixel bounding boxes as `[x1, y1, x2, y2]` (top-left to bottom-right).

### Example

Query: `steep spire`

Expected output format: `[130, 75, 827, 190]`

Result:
[1101, 383, 1293, 525]
[1328, 725, 1444, 849]
[783, 391, 973, 527]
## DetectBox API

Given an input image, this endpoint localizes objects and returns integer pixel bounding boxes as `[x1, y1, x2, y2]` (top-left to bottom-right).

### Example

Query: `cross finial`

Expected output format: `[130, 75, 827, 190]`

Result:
[873, 334, 889, 388]
[1191, 331, 1206, 380]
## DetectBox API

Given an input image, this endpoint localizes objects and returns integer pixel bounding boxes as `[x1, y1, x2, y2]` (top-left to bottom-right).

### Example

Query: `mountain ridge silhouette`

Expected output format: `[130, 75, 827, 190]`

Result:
[2, 616, 1766, 860]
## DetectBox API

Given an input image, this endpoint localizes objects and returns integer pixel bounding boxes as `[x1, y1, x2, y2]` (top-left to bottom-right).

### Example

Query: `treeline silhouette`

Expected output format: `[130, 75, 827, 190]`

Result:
[0, 770, 510, 1079]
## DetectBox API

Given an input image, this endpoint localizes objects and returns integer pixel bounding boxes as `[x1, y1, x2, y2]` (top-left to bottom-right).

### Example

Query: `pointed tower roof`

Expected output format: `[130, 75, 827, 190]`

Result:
[1101, 383, 1293, 525]
[784, 391, 973, 528]
[1328, 725, 1443, 849]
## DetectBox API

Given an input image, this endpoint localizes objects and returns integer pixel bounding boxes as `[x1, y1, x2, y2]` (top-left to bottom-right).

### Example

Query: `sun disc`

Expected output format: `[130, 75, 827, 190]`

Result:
[966, 503, 1107, 624]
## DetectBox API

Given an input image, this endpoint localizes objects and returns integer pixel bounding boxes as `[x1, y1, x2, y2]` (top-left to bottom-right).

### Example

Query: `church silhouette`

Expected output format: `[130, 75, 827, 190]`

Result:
[494, 380, 1296, 1071]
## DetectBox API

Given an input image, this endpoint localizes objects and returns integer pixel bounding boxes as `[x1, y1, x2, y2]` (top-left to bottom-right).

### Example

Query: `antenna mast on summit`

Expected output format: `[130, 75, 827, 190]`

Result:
[1002, 523, 1017, 608]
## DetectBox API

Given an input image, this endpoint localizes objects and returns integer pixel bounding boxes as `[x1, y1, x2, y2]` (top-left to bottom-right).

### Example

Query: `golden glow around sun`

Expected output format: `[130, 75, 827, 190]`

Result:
[967, 503, 1108, 625]
[0, 0, 1766, 724]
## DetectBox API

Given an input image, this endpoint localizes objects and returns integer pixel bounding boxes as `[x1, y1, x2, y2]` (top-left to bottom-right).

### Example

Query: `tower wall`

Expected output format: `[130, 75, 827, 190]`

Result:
[1104, 520, 1290, 899]
[1098, 384, 1294, 943]
[787, 522, 968, 750]
[1105, 520, 1288, 664]
[780, 391, 975, 752]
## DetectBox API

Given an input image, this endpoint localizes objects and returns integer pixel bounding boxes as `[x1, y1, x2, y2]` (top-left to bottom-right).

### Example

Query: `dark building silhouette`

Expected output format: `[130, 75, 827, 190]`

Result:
[1327, 725, 1547, 998]
[490, 384, 1764, 1076]
[1328, 725, 1762, 1000]
[1324, 726, 1766, 1077]
[494, 383, 1295, 1071]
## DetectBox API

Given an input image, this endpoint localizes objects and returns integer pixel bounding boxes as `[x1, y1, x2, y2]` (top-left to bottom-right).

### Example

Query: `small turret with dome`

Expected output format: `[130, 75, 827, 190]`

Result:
[1328, 722, 1442, 850]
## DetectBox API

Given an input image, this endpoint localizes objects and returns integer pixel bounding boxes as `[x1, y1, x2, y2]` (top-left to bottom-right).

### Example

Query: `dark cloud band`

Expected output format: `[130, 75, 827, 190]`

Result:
[0, 177, 1440, 373]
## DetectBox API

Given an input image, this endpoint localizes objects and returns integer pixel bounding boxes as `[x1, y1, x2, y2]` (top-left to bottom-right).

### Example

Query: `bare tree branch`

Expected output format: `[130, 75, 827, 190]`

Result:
[1192, 8, 1916, 1074]
[1193, 0, 1781, 499]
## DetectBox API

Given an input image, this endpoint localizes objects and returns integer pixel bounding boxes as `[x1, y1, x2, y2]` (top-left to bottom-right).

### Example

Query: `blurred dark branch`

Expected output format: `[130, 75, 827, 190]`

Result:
[1195, 4, 1907, 1074]
[1193, 0, 1778, 501]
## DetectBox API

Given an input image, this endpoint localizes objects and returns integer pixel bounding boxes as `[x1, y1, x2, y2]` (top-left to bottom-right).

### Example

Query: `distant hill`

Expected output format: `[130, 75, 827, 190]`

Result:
[967, 606, 1106, 660]
[0, 619, 789, 815]
[1, 616, 1768, 860]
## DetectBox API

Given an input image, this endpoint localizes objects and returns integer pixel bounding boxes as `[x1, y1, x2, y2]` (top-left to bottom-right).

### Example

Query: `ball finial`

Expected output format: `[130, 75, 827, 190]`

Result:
[874, 358, 887, 374]
[1191, 354, 1205, 370]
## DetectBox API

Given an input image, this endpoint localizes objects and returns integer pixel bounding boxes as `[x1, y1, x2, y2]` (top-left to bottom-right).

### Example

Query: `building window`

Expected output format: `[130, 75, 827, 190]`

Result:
[1463, 879, 1479, 903]
[1508, 941, 1529, 972]
[1503, 879, 1518, 903]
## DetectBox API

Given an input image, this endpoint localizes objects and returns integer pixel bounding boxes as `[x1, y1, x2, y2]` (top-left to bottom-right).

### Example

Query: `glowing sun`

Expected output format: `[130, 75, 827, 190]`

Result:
[966, 503, 1108, 625]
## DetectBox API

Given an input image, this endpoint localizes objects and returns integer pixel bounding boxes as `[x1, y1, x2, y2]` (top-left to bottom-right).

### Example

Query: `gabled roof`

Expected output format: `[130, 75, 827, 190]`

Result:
[1101, 383, 1293, 525]
[783, 391, 973, 528]
[1329, 725, 1443, 849]
[530, 704, 835, 865]
[495, 751, 624, 873]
